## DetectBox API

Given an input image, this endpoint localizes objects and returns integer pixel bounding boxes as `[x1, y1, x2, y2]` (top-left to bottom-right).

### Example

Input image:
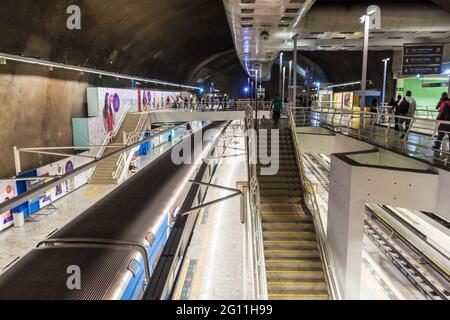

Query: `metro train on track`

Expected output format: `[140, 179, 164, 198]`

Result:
[0, 121, 228, 300]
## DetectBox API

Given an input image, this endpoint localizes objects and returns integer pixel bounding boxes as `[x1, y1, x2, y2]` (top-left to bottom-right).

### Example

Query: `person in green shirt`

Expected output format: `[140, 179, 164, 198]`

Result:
[272, 95, 282, 128]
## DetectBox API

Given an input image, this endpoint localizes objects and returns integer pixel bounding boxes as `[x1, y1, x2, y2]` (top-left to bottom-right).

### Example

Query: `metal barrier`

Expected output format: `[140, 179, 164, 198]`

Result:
[287, 107, 342, 300]
[294, 104, 450, 167]
[244, 105, 268, 300]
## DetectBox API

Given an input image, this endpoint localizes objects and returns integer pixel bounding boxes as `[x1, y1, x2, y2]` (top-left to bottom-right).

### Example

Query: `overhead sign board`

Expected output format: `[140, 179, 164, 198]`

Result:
[402, 43, 443, 76]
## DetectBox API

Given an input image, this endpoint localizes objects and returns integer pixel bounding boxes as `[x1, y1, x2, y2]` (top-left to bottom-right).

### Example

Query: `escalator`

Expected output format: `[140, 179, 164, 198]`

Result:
[257, 128, 329, 300]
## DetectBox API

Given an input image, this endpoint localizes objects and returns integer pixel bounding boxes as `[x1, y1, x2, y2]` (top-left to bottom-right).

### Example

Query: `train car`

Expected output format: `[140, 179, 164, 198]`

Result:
[0, 121, 228, 300]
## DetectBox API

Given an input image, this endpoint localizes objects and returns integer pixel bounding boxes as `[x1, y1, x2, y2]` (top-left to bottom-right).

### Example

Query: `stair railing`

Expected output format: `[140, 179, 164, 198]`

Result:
[287, 107, 342, 300]
[112, 102, 132, 139]
[112, 112, 150, 183]
[244, 105, 269, 300]
[87, 131, 113, 181]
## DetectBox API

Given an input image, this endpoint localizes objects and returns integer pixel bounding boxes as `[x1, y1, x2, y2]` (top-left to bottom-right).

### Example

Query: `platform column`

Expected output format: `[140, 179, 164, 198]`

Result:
[327, 155, 365, 300]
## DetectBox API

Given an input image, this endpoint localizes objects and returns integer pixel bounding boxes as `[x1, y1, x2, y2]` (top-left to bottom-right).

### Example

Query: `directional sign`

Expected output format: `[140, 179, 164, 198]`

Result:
[402, 43, 443, 76]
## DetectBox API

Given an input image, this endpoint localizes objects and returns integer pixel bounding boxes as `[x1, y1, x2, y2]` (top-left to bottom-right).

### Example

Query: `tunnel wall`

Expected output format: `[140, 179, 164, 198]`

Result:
[0, 63, 89, 178]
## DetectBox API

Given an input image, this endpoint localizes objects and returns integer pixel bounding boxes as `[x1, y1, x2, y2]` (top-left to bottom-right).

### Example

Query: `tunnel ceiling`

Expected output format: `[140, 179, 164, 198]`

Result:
[0, 0, 247, 88]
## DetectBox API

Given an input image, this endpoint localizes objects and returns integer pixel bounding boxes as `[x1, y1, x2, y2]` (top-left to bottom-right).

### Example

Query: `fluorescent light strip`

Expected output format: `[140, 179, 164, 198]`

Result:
[327, 81, 362, 89]
[0, 52, 200, 90]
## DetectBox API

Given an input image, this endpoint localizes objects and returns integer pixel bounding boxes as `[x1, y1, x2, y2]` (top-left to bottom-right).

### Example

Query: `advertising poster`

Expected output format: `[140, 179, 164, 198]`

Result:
[0, 181, 17, 231]
[343, 92, 354, 109]
[36, 156, 90, 209]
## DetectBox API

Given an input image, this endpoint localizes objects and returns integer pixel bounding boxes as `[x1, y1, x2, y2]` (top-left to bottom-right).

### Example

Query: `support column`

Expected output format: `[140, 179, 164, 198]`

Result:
[292, 35, 298, 108]
[327, 155, 365, 300]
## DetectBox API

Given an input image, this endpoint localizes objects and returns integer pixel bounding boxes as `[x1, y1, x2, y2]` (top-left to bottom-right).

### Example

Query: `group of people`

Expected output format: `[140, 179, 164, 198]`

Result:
[390, 90, 417, 139]
[199, 95, 231, 111]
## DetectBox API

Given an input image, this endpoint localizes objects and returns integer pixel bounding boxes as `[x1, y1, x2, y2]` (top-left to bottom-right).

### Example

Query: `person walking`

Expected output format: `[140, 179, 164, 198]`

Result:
[271, 95, 283, 129]
[433, 93, 450, 150]
[397, 90, 416, 139]
[393, 94, 402, 132]
[436, 92, 449, 112]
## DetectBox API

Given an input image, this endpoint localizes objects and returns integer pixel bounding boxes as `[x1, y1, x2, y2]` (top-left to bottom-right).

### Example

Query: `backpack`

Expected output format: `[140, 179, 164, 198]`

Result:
[398, 98, 410, 115]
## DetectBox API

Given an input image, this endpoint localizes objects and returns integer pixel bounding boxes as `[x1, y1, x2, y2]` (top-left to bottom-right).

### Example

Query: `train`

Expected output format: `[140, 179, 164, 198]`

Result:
[0, 121, 228, 300]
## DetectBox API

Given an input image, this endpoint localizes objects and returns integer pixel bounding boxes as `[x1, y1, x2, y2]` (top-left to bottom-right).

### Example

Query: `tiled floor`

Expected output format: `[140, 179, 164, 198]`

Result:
[0, 184, 116, 272]
[173, 122, 251, 300]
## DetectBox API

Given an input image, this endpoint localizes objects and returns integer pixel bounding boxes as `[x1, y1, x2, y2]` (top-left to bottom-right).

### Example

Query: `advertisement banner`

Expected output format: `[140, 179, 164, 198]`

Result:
[0, 181, 17, 231]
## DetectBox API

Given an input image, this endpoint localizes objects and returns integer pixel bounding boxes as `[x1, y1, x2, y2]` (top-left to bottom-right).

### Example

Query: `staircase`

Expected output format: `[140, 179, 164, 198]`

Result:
[90, 114, 142, 184]
[257, 128, 329, 300]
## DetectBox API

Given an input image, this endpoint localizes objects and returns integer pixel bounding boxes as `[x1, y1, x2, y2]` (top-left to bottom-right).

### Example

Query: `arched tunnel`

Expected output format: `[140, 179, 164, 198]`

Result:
[0, 0, 448, 177]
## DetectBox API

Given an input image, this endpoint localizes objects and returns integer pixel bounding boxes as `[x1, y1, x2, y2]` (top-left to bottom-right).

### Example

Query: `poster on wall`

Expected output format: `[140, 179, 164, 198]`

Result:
[0, 181, 17, 231]
[342, 92, 354, 109]
[36, 156, 90, 209]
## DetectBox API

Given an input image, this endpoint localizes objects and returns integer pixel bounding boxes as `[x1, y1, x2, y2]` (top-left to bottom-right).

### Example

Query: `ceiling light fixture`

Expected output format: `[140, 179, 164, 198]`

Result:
[0, 52, 201, 90]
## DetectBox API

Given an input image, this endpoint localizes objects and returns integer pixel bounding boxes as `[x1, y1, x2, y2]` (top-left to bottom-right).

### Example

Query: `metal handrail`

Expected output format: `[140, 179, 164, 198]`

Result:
[295, 105, 450, 165]
[87, 131, 113, 181]
[244, 105, 268, 300]
[112, 112, 150, 183]
[112, 102, 132, 139]
[288, 107, 342, 300]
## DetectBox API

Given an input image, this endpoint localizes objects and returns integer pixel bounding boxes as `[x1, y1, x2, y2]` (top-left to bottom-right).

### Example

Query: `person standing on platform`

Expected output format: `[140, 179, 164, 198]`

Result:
[271, 95, 282, 129]
[434, 94, 450, 150]
[370, 98, 379, 127]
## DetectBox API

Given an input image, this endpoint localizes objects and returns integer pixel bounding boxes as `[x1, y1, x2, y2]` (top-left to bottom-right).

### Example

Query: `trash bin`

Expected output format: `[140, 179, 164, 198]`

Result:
[13, 211, 25, 227]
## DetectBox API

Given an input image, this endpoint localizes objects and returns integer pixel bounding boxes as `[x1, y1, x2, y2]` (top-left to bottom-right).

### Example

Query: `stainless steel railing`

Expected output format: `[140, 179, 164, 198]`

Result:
[294, 104, 450, 166]
[287, 107, 342, 300]
[244, 105, 268, 300]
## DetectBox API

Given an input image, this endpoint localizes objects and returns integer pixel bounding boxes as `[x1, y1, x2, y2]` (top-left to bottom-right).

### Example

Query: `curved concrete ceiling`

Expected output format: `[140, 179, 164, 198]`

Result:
[224, 0, 450, 80]
[0, 0, 246, 88]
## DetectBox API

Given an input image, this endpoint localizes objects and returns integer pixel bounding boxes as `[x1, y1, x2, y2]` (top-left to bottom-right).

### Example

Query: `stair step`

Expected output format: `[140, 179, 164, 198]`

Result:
[268, 282, 328, 293]
[260, 203, 306, 214]
[264, 231, 316, 240]
[260, 196, 302, 204]
[258, 176, 300, 184]
[264, 240, 318, 250]
[268, 292, 329, 301]
[265, 249, 320, 259]
[259, 182, 301, 189]
[260, 189, 302, 197]
[266, 270, 325, 282]
[259, 170, 299, 177]
[262, 223, 315, 232]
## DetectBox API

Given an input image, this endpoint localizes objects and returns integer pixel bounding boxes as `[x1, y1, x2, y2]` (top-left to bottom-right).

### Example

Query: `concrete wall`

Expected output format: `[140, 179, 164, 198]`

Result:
[0, 68, 89, 178]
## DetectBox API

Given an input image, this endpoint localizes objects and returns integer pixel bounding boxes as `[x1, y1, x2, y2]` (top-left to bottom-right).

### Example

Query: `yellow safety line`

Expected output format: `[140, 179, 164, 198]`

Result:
[265, 250, 317, 253]
[267, 270, 323, 273]
[264, 231, 313, 234]
[266, 260, 318, 263]
[268, 294, 328, 297]
[268, 282, 325, 285]
[174, 258, 190, 300]
[264, 240, 316, 243]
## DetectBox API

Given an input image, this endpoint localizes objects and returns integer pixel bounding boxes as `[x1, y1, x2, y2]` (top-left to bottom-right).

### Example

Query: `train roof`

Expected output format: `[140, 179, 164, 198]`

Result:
[0, 246, 135, 300]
